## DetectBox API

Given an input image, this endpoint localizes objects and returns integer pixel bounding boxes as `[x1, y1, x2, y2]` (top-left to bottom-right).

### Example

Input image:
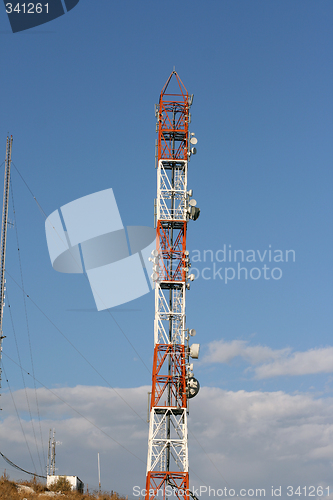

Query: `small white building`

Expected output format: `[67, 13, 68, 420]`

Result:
[47, 475, 84, 493]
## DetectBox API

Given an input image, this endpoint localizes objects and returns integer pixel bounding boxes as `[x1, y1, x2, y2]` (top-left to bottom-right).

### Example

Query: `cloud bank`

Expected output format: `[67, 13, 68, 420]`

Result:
[202, 340, 333, 378]
[0, 385, 332, 498]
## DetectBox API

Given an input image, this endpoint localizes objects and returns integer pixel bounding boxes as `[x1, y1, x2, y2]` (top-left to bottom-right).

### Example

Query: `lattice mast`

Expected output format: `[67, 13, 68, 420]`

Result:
[0, 136, 13, 397]
[145, 72, 200, 500]
[47, 429, 56, 476]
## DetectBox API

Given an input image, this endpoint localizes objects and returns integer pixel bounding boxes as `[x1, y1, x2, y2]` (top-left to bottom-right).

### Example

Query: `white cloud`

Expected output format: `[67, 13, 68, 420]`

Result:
[202, 339, 333, 378]
[254, 347, 333, 378]
[189, 387, 333, 496]
[0, 385, 333, 498]
[202, 339, 290, 365]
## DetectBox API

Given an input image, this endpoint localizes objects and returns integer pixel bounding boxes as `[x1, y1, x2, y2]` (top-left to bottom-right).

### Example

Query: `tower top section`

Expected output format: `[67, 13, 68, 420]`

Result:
[160, 70, 188, 102]
[156, 71, 193, 162]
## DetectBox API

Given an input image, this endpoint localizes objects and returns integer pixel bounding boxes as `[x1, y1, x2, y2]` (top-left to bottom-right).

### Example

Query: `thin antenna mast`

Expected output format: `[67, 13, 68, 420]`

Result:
[51, 429, 56, 475]
[47, 429, 51, 476]
[0, 136, 13, 398]
[98, 452, 101, 493]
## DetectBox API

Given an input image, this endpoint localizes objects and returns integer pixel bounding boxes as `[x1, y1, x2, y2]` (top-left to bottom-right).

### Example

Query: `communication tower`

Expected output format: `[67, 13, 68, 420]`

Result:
[0, 136, 13, 398]
[145, 72, 200, 500]
[47, 428, 56, 476]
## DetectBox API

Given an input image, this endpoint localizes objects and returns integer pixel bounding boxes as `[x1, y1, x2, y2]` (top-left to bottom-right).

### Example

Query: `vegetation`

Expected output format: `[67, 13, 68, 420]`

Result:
[49, 476, 72, 492]
[0, 473, 128, 500]
[0, 471, 18, 500]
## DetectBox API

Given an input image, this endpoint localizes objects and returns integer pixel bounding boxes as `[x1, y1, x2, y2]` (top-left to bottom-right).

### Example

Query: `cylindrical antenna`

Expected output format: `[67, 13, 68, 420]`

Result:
[98, 452, 101, 493]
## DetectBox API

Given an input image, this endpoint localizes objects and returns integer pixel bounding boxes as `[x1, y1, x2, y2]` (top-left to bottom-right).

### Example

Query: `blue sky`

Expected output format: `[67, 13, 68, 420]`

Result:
[0, 0, 332, 496]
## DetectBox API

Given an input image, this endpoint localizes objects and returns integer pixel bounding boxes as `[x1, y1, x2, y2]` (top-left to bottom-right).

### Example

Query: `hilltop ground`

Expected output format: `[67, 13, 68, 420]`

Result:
[0, 473, 128, 500]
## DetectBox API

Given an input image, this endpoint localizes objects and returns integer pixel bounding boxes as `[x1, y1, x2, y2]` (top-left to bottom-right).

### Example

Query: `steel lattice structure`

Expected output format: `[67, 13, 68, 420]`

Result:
[0, 136, 13, 396]
[145, 72, 200, 500]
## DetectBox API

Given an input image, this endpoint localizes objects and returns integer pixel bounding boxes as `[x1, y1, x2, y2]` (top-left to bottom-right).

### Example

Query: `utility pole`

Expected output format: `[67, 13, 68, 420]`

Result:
[0, 136, 13, 400]
[145, 72, 201, 500]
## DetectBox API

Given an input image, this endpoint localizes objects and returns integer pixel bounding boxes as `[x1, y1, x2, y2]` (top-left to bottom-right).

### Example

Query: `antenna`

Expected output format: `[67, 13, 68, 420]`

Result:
[98, 453, 101, 494]
[0, 136, 13, 399]
[51, 429, 56, 475]
[47, 430, 51, 476]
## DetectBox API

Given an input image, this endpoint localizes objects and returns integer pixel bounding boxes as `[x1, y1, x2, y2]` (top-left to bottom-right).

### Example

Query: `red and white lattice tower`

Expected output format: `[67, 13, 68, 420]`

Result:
[145, 71, 200, 500]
